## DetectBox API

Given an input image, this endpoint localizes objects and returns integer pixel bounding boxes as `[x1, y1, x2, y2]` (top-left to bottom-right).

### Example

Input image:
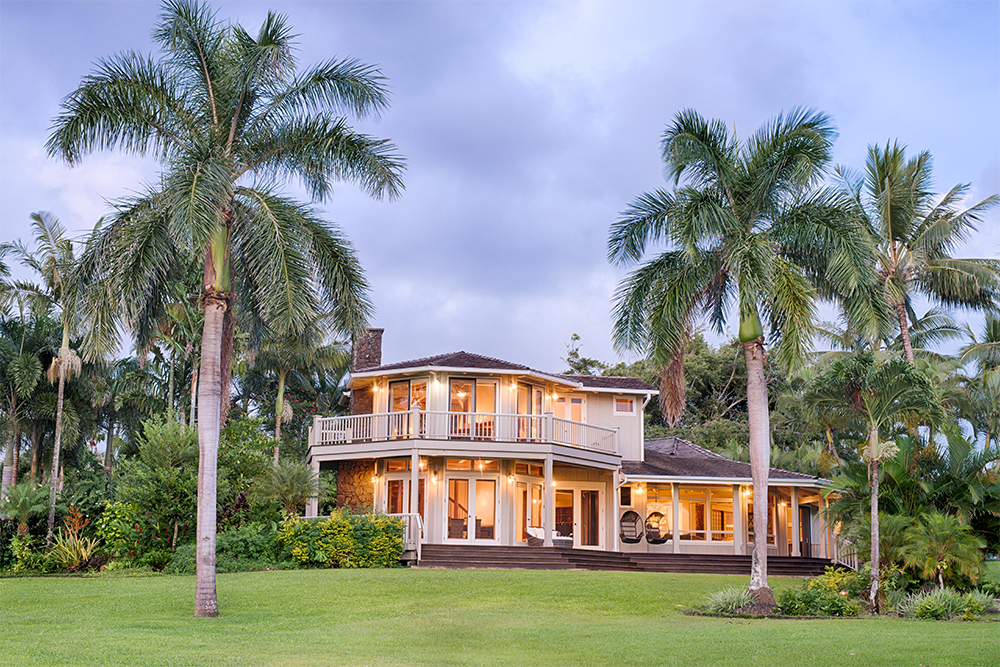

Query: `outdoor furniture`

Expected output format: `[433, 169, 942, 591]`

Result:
[645, 511, 670, 545]
[619, 510, 643, 544]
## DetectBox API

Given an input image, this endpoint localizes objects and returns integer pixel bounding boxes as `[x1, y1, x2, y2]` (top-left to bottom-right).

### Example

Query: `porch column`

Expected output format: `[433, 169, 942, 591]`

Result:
[671, 482, 680, 554]
[732, 485, 741, 555]
[818, 494, 828, 559]
[410, 449, 420, 547]
[306, 458, 320, 518]
[791, 487, 800, 557]
[543, 453, 554, 547]
[612, 469, 621, 552]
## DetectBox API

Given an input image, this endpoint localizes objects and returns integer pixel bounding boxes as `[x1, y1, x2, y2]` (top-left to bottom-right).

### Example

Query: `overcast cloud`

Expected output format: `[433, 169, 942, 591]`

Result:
[1, 0, 997, 371]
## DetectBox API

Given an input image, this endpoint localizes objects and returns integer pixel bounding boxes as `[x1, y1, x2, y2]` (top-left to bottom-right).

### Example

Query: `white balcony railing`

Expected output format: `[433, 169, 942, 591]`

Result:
[310, 410, 618, 454]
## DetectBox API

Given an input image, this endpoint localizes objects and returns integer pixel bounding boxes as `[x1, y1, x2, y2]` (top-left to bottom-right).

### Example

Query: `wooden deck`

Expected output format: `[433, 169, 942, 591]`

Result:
[415, 544, 836, 577]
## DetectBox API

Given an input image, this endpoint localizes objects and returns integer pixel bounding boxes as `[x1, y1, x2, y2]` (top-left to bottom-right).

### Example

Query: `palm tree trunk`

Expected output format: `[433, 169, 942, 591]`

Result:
[2, 436, 13, 497]
[167, 350, 175, 421]
[868, 425, 881, 613]
[30, 423, 38, 484]
[190, 367, 198, 426]
[104, 412, 116, 473]
[895, 301, 914, 363]
[11, 425, 19, 486]
[194, 294, 224, 618]
[743, 337, 772, 602]
[46, 360, 67, 541]
[273, 370, 286, 467]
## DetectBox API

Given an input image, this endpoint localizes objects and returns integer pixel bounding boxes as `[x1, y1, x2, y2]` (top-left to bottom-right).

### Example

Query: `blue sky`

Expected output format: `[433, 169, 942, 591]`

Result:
[1, 0, 997, 371]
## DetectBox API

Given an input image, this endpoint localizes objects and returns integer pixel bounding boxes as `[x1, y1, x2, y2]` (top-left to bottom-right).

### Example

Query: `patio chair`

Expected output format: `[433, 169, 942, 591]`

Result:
[619, 510, 643, 544]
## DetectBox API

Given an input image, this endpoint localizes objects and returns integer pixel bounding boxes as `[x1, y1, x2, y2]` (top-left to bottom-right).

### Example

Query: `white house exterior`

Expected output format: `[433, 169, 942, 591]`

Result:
[305, 329, 841, 563]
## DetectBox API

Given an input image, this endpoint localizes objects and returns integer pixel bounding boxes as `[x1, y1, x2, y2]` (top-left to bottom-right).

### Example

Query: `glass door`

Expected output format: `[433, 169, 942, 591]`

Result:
[555, 490, 574, 539]
[446, 475, 500, 543]
[580, 490, 600, 547]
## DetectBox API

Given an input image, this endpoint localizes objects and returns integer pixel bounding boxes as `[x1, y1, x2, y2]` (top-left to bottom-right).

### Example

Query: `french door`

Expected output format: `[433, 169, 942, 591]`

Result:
[553, 486, 604, 549]
[446, 476, 499, 542]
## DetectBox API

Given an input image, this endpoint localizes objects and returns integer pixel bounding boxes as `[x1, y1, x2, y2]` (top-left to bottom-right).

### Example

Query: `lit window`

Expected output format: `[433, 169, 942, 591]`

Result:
[614, 397, 635, 415]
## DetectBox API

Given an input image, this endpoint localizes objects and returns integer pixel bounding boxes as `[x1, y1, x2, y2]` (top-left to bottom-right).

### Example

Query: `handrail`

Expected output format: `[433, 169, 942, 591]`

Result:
[312, 410, 618, 454]
[387, 512, 424, 562]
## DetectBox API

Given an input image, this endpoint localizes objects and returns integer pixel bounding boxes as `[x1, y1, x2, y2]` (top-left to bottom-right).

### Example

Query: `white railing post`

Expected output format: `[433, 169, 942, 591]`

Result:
[544, 411, 554, 444]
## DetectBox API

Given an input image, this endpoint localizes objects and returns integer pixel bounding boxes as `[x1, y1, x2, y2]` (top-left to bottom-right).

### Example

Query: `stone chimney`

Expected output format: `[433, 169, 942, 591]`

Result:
[352, 327, 384, 371]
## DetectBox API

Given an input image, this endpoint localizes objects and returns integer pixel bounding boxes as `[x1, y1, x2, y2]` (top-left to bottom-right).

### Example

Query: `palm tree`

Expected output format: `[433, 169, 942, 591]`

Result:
[962, 315, 1000, 449]
[9, 212, 95, 540]
[48, 0, 403, 616]
[608, 108, 877, 602]
[804, 353, 942, 611]
[900, 512, 986, 590]
[250, 461, 324, 517]
[835, 142, 1000, 362]
[251, 318, 348, 465]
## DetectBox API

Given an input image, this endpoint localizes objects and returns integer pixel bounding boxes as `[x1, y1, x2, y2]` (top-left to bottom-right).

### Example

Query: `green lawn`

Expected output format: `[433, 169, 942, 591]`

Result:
[1, 568, 997, 667]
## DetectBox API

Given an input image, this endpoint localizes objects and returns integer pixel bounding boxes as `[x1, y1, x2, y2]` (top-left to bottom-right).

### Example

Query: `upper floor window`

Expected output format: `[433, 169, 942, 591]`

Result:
[390, 379, 427, 412]
[554, 395, 586, 422]
[614, 396, 635, 415]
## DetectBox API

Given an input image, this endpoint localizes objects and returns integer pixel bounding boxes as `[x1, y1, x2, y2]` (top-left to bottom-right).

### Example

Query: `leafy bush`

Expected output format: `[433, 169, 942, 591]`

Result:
[94, 501, 143, 563]
[48, 505, 101, 572]
[895, 588, 991, 620]
[166, 523, 287, 574]
[278, 512, 404, 568]
[805, 566, 867, 599]
[9, 535, 55, 573]
[777, 587, 861, 617]
[704, 586, 756, 614]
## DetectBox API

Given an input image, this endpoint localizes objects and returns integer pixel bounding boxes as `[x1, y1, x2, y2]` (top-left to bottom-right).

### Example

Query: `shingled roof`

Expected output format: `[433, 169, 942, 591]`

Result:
[353, 351, 656, 392]
[622, 436, 823, 483]
[357, 351, 532, 373]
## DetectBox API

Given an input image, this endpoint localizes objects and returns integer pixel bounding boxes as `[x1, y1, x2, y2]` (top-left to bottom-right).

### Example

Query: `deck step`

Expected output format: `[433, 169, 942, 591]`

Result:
[416, 545, 834, 577]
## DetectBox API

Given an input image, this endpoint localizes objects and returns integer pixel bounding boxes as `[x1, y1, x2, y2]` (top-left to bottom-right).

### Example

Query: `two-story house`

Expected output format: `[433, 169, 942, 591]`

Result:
[305, 329, 843, 567]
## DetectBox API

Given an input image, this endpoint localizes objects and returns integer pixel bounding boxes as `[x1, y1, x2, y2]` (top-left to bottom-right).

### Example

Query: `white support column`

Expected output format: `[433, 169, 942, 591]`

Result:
[543, 453, 554, 547]
[671, 482, 680, 554]
[732, 485, 742, 555]
[791, 487, 800, 557]
[612, 469, 621, 552]
[306, 458, 320, 518]
[818, 494, 829, 559]
[410, 449, 420, 547]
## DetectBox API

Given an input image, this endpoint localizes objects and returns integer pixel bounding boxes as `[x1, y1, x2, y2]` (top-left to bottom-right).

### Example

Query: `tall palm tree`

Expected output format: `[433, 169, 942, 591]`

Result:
[9, 212, 99, 540]
[804, 353, 942, 612]
[836, 142, 1000, 362]
[250, 318, 348, 466]
[961, 315, 1000, 449]
[48, 0, 403, 617]
[609, 108, 878, 601]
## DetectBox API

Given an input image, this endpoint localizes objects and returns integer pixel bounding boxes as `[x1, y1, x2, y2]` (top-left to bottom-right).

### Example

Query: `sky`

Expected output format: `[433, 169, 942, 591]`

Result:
[1, 0, 998, 373]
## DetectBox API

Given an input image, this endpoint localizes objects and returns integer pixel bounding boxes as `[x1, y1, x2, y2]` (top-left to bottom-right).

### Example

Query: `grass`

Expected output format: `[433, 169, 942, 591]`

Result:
[1, 568, 998, 667]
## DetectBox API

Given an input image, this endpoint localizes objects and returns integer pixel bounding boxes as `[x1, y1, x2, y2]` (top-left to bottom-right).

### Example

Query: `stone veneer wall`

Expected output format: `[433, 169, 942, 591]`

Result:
[350, 328, 382, 415]
[336, 459, 375, 511]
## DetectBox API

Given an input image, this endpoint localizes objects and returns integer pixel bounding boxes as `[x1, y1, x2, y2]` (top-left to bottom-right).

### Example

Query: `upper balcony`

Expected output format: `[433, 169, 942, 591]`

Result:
[309, 410, 618, 455]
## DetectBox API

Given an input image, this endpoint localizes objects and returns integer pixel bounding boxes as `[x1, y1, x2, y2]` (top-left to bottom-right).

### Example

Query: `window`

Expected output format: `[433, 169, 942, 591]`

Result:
[614, 397, 635, 415]
[514, 462, 543, 476]
[554, 395, 586, 422]
[386, 460, 409, 472]
[450, 379, 497, 439]
[619, 486, 632, 507]
[447, 459, 473, 471]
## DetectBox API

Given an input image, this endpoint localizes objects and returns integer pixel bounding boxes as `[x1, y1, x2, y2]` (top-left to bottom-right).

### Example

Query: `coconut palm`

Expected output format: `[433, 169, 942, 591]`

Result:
[48, 0, 403, 616]
[609, 108, 879, 601]
[900, 511, 986, 589]
[962, 315, 1000, 449]
[835, 142, 1000, 363]
[804, 353, 943, 611]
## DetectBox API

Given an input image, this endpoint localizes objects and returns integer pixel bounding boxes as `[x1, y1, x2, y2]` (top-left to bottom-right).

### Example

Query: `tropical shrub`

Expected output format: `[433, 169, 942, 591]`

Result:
[704, 586, 756, 614]
[0, 483, 49, 535]
[777, 586, 861, 617]
[805, 566, 867, 599]
[895, 588, 995, 620]
[900, 512, 986, 589]
[8, 534, 54, 573]
[94, 501, 143, 563]
[166, 522, 289, 574]
[48, 505, 100, 572]
[277, 512, 404, 568]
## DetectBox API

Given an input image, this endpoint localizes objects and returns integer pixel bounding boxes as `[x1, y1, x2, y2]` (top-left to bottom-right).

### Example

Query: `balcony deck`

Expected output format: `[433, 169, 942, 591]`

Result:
[307, 410, 620, 466]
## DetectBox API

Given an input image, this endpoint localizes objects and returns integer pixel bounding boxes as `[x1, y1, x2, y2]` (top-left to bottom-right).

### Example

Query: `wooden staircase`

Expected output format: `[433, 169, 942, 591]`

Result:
[417, 544, 834, 578]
